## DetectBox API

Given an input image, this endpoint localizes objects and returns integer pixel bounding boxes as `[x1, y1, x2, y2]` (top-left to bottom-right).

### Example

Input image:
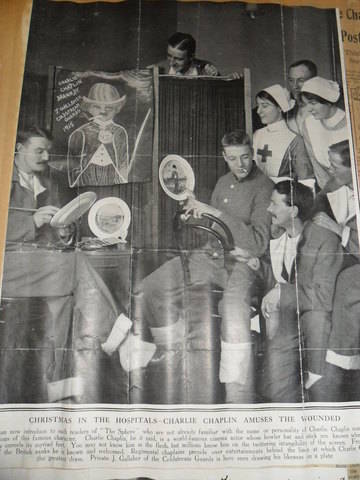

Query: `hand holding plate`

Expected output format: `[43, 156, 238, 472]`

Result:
[33, 205, 60, 228]
[184, 197, 221, 219]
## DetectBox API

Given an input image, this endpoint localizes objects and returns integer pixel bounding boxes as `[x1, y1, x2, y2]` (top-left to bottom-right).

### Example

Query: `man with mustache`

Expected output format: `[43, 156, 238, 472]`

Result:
[7, 126, 59, 243]
[3, 126, 125, 403]
[257, 180, 343, 402]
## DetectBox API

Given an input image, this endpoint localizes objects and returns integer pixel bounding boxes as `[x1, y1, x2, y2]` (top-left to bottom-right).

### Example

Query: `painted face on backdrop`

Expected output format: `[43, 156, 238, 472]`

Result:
[167, 45, 192, 74]
[267, 189, 296, 229]
[16, 136, 52, 174]
[223, 144, 253, 181]
[256, 97, 283, 125]
[301, 96, 334, 120]
[288, 64, 313, 101]
[87, 102, 121, 122]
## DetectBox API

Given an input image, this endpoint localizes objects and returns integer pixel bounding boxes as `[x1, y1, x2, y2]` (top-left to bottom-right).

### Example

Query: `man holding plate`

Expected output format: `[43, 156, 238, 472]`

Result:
[2, 126, 125, 403]
[132, 130, 273, 403]
[7, 127, 59, 243]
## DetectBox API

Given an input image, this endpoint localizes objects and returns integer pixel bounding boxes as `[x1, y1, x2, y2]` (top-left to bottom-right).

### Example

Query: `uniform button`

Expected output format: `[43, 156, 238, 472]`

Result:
[230, 184, 234, 189]
[224, 198, 228, 203]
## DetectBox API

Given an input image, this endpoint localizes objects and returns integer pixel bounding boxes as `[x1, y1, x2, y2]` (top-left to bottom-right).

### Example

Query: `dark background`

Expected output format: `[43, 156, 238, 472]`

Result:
[22, 1, 338, 95]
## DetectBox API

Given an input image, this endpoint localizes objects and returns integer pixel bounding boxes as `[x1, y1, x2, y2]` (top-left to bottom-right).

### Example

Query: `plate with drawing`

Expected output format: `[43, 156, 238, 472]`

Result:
[50, 191, 97, 227]
[88, 197, 131, 240]
[159, 154, 195, 201]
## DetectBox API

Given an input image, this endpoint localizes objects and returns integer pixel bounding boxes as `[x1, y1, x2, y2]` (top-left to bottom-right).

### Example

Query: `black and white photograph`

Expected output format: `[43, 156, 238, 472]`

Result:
[1, 0, 359, 406]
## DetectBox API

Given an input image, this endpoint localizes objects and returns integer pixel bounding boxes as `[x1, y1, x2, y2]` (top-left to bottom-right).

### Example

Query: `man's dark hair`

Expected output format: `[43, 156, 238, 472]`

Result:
[289, 59, 317, 78]
[300, 91, 334, 106]
[168, 32, 196, 57]
[221, 130, 252, 149]
[16, 126, 52, 145]
[329, 139, 351, 168]
[275, 180, 314, 222]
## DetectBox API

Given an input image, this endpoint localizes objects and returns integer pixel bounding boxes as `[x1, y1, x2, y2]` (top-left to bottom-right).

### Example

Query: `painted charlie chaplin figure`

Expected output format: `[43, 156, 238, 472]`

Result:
[67, 82, 129, 187]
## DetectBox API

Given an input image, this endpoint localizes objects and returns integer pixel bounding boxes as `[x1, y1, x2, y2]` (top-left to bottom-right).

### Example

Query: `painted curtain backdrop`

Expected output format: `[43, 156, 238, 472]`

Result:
[51, 68, 154, 187]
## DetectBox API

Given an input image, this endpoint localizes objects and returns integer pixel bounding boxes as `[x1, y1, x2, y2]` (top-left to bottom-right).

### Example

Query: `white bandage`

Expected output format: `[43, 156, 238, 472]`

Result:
[119, 333, 156, 372]
[305, 371, 322, 390]
[101, 313, 132, 356]
[47, 377, 84, 403]
[219, 341, 252, 384]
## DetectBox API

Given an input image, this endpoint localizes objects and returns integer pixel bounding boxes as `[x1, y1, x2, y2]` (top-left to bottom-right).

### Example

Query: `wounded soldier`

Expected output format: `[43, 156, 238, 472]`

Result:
[120, 130, 273, 403]
[256, 181, 343, 402]
[311, 140, 360, 401]
[2, 127, 123, 403]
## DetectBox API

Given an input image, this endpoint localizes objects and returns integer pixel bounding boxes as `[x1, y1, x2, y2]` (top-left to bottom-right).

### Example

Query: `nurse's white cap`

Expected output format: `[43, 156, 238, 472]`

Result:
[301, 76, 340, 103]
[262, 84, 295, 113]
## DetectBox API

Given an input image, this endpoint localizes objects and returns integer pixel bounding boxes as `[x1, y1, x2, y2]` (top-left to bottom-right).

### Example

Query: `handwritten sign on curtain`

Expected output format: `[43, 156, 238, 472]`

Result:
[52, 68, 153, 187]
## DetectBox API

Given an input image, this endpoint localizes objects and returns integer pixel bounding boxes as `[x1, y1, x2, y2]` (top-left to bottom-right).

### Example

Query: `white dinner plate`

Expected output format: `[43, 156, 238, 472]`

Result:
[88, 197, 131, 240]
[50, 191, 97, 227]
[159, 154, 195, 201]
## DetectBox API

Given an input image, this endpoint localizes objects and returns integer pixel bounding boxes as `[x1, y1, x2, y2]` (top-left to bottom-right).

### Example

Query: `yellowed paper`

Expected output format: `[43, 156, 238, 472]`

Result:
[1, 1, 360, 478]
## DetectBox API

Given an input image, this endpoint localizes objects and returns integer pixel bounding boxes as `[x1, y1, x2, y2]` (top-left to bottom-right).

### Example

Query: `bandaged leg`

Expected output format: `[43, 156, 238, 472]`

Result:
[305, 371, 322, 390]
[150, 316, 186, 346]
[101, 313, 132, 355]
[220, 341, 254, 404]
[219, 340, 252, 384]
[119, 333, 156, 372]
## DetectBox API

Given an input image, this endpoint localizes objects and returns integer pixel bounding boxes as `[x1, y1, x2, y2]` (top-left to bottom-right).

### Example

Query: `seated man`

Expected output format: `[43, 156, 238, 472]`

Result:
[7, 127, 59, 243]
[312, 140, 360, 401]
[2, 126, 124, 403]
[155, 32, 220, 77]
[313, 140, 357, 259]
[258, 181, 343, 402]
[131, 130, 274, 403]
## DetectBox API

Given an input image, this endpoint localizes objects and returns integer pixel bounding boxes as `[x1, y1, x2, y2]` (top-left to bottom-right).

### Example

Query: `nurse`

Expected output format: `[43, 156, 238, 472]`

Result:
[301, 76, 349, 189]
[253, 84, 313, 183]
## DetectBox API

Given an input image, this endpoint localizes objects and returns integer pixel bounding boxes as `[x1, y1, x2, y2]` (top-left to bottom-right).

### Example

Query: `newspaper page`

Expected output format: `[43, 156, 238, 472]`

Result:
[0, 0, 359, 479]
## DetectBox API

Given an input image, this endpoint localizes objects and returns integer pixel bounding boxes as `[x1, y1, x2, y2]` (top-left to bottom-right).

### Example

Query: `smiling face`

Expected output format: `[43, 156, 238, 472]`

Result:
[256, 97, 283, 125]
[223, 144, 253, 181]
[267, 190, 297, 230]
[288, 64, 313, 101]
[301, 95, 334, 120]
[167, 45, 192, 74]
[16, 136, 52, 174]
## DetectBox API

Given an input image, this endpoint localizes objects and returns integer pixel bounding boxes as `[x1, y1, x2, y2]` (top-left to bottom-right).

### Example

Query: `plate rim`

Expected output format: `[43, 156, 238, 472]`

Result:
[88, 196, 131, 239]
[159, 154, 195, 201]
[50, 191, 97, 227]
